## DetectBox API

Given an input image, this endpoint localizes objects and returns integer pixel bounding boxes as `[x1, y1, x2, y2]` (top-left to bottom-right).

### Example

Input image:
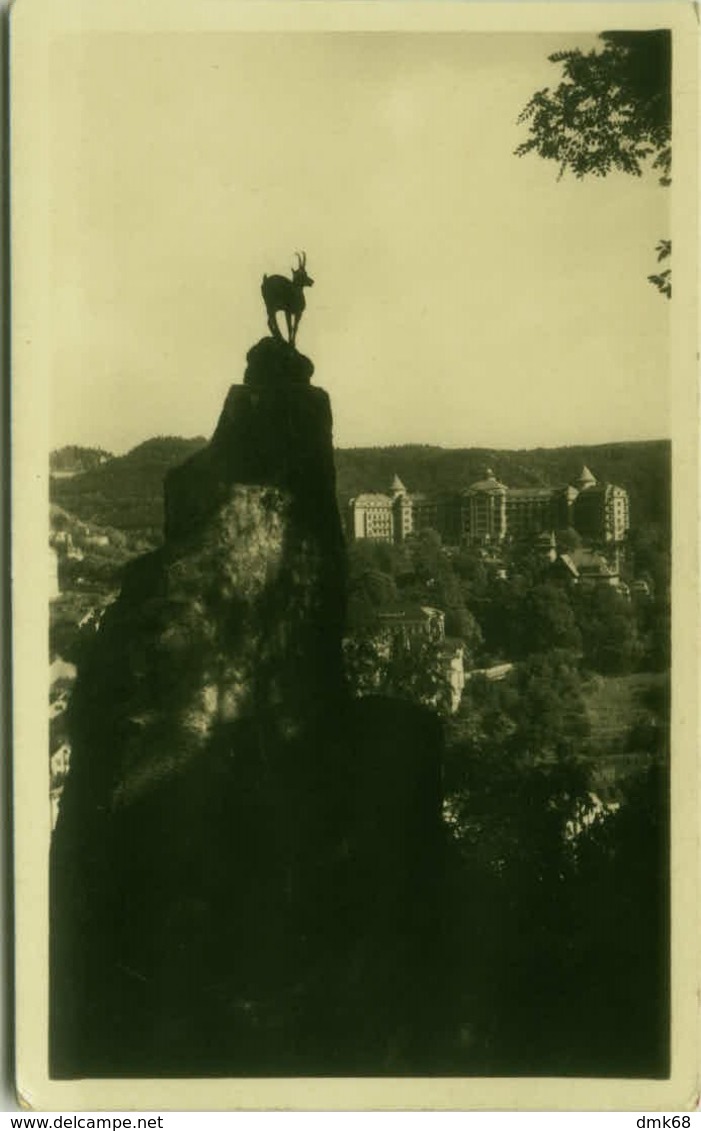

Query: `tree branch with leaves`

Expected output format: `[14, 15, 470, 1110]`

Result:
[515, 31, 672, 297]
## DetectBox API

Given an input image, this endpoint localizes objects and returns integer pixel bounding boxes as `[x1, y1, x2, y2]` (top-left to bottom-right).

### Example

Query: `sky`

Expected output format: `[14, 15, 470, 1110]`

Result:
[47, 30, 670, 454]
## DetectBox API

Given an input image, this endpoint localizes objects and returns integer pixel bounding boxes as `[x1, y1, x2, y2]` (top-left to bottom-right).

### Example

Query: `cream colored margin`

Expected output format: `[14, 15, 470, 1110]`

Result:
[11, 0, 699, 1112]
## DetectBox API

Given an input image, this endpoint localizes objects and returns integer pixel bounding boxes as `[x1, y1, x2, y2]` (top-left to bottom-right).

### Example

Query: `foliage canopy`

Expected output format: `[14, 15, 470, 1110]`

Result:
[515, 30, 672, 297]
[515, 31, 671, 184]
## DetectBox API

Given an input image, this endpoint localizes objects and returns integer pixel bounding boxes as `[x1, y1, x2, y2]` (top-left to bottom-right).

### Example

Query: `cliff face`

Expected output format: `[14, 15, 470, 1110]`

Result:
[67, 379, 345, 811]
[51, 339, 444, 1078]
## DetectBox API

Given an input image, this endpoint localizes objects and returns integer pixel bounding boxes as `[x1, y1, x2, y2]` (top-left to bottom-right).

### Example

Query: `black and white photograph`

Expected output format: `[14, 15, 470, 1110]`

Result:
[10, 0, 699, 1111]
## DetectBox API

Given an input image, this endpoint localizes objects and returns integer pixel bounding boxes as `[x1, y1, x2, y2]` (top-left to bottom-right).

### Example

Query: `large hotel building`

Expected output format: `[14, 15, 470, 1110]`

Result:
[348, 466, 630, 548]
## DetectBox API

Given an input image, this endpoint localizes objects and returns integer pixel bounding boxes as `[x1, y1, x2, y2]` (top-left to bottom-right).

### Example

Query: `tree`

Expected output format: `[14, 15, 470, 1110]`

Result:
[574, 585, 643, 674]
[555, 527, 581, 554]
[347, 539, 412, 581]
[626, 522, 671, 597]
[485, 579, 581, 661]
[453, 548, 489, 597]
[353, 568, 397, 609]
[504, 541, 550, 590]
[566, 762, 669, 1075]
[512, 650, 590, 756]
[343, 633, 451, 714]
[516, 31, 672, 296]
[441, 658, 597, 1070]
[346, 547, 406, 631]
[446, 650, 589, 774]
[520, 583, 582, 658]
[444, 605, 484, 661]
[648, 239, 671, 300]
[405, 528, 444, 582]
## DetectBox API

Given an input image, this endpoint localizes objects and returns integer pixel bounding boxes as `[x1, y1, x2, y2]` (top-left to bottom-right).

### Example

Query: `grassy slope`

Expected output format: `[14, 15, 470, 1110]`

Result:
[582, 671, 667, 748]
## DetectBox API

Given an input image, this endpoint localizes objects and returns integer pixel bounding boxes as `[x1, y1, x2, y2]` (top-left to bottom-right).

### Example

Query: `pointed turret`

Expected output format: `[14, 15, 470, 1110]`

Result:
[575, 464, 597, 490]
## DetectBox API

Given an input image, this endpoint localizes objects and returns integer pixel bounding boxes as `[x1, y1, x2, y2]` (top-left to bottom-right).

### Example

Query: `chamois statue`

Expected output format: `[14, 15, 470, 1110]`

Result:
[261, 252, 314, 347]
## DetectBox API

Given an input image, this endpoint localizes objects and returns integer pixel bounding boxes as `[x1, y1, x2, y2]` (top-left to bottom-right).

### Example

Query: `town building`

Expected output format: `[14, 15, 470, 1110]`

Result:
[348, 475, 413, 543]
[571, 466, 630, 545]
[459, 469, 507, 545]
[376, 604, 445, 645]
[438, 640, 466, 714]
[551, 546, 622, 588]
[346, 603, 466, 714]
[347, 465, 630, 549]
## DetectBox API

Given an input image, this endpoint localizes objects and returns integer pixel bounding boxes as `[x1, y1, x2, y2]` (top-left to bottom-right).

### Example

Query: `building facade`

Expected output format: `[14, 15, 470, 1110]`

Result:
[348, 475, 414, 544]
[347, 465, 630, 548]
[352, 603, 466, 714]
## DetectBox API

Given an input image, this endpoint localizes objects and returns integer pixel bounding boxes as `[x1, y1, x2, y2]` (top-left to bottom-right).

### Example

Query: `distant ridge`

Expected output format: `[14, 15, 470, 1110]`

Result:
[50, 436, 208, 540]
[50, 445, 114, 475]
[50, 436, 671, 540]
[336, 439, 670, 531]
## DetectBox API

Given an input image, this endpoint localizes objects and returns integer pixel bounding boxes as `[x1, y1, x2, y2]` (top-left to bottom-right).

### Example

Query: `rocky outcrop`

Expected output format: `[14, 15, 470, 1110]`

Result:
[50, 338, 445, 1078]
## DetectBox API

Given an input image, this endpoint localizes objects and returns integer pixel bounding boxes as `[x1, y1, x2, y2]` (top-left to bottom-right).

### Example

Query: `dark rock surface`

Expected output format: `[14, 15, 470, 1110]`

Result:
[50, 341, 445, 1078]
[244, 336, 314, 388]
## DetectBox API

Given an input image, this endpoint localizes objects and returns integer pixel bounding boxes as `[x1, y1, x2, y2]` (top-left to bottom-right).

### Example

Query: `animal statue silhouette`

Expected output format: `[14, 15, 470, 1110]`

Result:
[261, 252, 314, 347]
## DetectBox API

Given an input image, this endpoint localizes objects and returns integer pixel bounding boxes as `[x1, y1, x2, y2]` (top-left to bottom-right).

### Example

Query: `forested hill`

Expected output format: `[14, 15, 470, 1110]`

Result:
[336, 440, 671, 531]
[50, 445, 114, 474]
[51, 436, 207, 541]
[50, 435, 670, 541]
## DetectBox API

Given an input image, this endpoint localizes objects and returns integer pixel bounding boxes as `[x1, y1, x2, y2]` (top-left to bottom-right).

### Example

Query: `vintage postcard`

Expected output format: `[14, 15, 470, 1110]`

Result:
[10, 0, 699, 1111]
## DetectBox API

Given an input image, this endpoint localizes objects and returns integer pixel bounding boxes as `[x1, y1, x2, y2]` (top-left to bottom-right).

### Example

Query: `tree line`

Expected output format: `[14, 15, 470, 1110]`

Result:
[50, 436, 671, 542]
[346, 524, 670, 680]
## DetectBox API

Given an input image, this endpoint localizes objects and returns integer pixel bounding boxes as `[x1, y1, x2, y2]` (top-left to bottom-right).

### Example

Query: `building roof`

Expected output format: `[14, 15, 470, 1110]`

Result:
[573, 482, 608, 499]
[350, 492, 392, 506]
[571, 548, 617, 576]
[555, 553, 580, 579]
[575, 464, 597, 489]
[464, 469, 507, 494]
[391, 474, 407, 494]
[377, 603, 444, 624]
[507, 487, 553, 499]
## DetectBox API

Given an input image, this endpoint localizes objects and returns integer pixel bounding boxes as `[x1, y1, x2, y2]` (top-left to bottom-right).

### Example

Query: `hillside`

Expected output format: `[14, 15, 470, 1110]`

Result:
[583, 671, 668, 752]
[335, 440, 671, 532]
[50, 436, 207, 540]
[50, 435, 671, 542]
[50, 445, 114, 474]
